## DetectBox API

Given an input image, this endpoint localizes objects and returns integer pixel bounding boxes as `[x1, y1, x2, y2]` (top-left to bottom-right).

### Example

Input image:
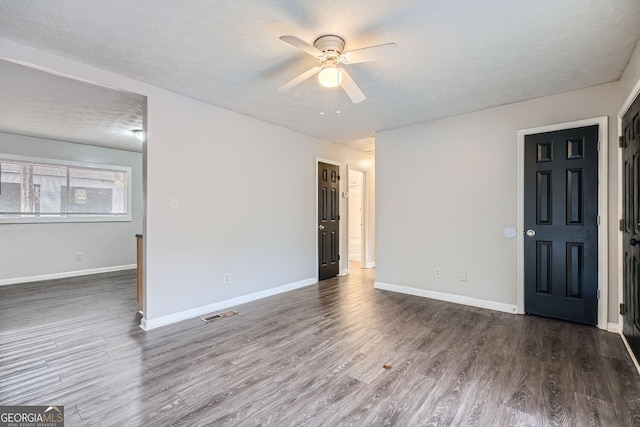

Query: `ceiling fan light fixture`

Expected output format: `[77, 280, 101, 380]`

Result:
[279, 34, 396, 102]
[318, 65, 342, 88]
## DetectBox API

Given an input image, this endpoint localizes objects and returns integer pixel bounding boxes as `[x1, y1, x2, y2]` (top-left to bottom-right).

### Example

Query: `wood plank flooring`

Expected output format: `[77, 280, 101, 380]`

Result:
[1, 266, 640, 426]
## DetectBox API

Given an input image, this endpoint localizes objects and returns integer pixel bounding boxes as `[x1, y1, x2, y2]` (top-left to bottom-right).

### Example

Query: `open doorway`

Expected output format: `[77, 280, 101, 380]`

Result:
[0, 57, 147, 315]
[348, 168, 365, 271]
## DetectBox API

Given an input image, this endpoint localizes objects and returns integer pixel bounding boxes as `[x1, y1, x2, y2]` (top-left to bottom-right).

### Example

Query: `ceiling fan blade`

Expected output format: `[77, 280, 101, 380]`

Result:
[339, 68, 366, 104]
[280, 35, 324, 58]
[342, 43, 398, 64]
[277, 66, 322, 92]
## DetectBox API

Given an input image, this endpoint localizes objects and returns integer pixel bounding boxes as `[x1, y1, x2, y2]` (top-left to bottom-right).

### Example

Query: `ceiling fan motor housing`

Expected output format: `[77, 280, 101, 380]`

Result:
[314, 35, 345, 60]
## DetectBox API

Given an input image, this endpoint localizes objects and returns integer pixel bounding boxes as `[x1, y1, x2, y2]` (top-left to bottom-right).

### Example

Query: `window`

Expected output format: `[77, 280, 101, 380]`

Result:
[0, 155, 131, 223]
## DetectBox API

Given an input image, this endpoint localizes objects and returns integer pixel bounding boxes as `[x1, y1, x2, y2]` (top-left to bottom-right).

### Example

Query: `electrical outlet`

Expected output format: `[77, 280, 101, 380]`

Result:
[460, 271, 467, 282]
[434, 268, 441, 278]
[223, 273, 231, 284]
[76, 252, 84, 261]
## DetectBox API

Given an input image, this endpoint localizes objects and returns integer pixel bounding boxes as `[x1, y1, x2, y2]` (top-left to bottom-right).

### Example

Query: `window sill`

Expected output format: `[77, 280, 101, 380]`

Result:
[0, 215, 132, 224]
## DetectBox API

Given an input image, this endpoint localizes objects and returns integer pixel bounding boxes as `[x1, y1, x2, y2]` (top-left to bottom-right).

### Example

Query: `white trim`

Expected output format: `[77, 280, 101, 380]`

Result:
[0, 216, 132, 224]
[618, 116, 624, 329]
[0, 264, 136, 286]
[365, 262, 376, 269]
[141, 277, 316, 330]
[316, 157, 343, 280]
[608, 322, 621, 333]
[597, 118, 609, 329]
[516, 117, 609, 330]
[374, 282, 517, 314]
[617, 77, 640, 335]
[621, 333, 640, 376]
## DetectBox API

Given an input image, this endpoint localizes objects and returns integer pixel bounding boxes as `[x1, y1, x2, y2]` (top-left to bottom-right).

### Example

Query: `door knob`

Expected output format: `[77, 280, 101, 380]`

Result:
[319, 225, 325, 230]
[631, 238, 639, 246]
[525, 229, 536, 237]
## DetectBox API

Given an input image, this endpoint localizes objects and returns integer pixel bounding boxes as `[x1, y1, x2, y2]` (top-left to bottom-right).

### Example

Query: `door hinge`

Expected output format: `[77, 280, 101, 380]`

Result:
[597, 215, 600, 226]
[338, 175, 341, 181]
[597, 140, 601, 152]
[338, 254, 341, 260]
[338, 215, 341, 221]
[619, 135, 625, 148]
[620, 219, 625, 231]
[620, 303, 626, 315]
[597, 289, 600, 300]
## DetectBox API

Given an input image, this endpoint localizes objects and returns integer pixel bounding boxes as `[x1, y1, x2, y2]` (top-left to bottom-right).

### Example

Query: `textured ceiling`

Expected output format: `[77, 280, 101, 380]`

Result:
[0, 59, 144, 152]
[0, 0, 639, 151]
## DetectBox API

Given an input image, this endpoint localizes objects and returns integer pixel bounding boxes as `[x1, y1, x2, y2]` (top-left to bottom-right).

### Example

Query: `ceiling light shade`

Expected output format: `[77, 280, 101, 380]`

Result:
[132, 129, 145, 141]
[318, 65, 342, 88]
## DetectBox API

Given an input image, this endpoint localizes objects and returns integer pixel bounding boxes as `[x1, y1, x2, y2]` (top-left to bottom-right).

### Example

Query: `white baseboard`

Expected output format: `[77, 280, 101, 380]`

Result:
[608, 322, 621, 333]
[141, 277, 317, 331]
[621, 332, 640, 376]
[364, 262, 375, 269]
[373, 282, 517, 314]
[0, 264, 137, 286]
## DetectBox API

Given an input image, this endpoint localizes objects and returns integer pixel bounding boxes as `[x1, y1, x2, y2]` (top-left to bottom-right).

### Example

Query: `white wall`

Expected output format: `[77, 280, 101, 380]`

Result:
[376, 82, 621, 322]
[145, 90, 375, 323]
[366, 158, 376, 268]
[0, 132, 143, 283]
[0, 38, 375, 328]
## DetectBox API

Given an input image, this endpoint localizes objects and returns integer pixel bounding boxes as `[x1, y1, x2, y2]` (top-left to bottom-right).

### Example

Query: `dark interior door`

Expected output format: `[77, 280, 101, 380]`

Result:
[524, 125, 599, 325]
[622, 93, 640, 359]
[318, 162, 339, 281]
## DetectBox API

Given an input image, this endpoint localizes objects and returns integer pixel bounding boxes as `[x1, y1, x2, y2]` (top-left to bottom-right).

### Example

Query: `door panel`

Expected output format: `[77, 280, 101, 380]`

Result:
[566, 242, 583, 298]
[536, 241, 552, 294]
[566, 169, 583, 224]
[537, 171, 552, 224]
[622, 92, 640, 359]
[524, 125, 598, 325]
[318, 162, 339, 280]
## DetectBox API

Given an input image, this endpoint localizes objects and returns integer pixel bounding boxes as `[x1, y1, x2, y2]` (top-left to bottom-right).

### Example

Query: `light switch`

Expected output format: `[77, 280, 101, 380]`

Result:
[170, 198, 179, 210]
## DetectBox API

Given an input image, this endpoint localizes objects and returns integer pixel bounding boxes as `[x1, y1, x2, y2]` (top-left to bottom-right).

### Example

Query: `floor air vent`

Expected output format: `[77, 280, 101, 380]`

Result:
[201, 310, 238, 323]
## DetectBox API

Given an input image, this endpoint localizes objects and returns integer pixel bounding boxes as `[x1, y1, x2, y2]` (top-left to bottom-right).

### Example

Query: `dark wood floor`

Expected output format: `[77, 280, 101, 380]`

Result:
[1, 265, 640, 426]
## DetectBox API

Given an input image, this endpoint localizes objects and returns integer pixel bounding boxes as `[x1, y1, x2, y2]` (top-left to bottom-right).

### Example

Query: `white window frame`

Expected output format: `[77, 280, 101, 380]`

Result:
[0, 153, 132, 224]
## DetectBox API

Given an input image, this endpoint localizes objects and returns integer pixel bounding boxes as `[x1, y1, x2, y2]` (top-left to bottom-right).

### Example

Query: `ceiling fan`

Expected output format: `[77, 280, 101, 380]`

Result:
[277, 34, 398, 104]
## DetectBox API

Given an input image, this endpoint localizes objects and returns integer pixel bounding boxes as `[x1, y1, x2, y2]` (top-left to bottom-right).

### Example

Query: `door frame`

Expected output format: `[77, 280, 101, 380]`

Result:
[516, 116, 609, 330]
[316, 158, 343, 281]
[346, 166, 368, 274]
[618, 76, 640, 373]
